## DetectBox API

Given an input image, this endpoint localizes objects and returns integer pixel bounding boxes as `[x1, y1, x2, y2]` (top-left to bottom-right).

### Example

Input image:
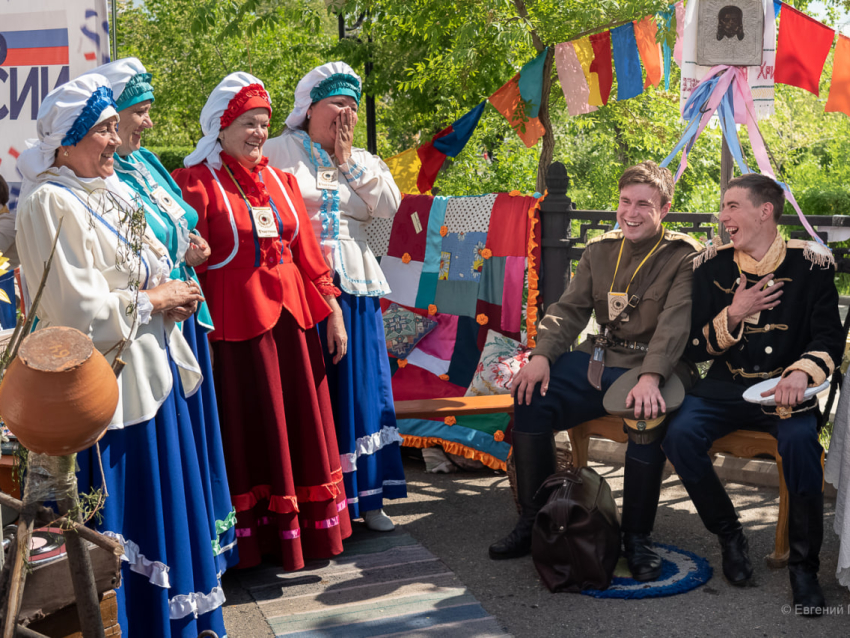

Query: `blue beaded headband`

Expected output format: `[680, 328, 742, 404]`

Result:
[310, 73, 361, 105]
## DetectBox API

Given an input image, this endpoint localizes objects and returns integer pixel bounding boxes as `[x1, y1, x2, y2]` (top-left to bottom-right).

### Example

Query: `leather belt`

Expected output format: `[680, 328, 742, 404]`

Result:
[608, 336, 649, 352]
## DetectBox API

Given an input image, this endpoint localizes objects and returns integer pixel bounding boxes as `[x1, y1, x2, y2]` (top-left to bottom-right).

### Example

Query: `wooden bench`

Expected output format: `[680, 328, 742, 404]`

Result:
[397, 395, 790, 567]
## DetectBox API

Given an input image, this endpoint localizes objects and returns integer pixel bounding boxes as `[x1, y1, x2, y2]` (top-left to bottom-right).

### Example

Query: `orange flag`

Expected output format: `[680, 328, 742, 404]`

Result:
[826, 34, 850, 116]
[633, 16, 662, 89]
[488, 74, 546, 148]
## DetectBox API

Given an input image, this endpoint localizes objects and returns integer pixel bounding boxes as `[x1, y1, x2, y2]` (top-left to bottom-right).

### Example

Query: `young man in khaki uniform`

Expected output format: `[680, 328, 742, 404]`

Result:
[490, 162, 702, 582]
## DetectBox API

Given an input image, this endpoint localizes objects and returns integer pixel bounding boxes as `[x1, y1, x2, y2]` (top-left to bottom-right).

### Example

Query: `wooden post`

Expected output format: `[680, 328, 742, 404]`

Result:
[56, 496, 106, 638]
[718, 136, 734, 243]
[539, 162, 573, 313]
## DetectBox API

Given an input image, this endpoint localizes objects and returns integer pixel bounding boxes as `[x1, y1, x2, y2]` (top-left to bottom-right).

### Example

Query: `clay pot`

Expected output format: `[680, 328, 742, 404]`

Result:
[0, 327, 119, 455]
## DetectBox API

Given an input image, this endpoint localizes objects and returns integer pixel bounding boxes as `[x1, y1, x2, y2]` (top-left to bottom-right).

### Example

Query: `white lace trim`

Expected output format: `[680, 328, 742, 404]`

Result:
[104, 531, 171, 588]
[339, 425, 404, 473]
[169, 585, 226, 620]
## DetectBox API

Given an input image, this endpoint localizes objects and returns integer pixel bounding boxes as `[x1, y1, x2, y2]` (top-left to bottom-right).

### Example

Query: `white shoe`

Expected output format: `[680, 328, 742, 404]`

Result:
[363, 509, 395, 532]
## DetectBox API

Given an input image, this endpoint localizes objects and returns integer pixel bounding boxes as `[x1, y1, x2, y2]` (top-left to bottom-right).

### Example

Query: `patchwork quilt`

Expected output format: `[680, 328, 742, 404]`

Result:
[366, 192, 542, 471]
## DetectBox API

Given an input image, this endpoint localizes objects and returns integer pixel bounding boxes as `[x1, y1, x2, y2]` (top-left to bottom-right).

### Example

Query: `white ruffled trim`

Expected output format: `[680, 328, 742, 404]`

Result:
[169, 585, 226, 620]
[135, 291, 153, 325]
[104, 531, 171, 588]
[339, 426, 404, 473]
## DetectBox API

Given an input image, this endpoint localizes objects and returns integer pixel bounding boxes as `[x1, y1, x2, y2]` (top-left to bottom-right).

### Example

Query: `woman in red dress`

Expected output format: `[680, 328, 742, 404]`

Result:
[173, 72, 351, 570]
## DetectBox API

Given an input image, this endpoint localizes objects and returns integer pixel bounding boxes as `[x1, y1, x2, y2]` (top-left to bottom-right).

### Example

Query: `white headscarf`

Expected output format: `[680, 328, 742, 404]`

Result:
[183, 72, 269, 170]
[285, 61, 362, 131]
[83, 57, 151, 110]
[17, 73, 117, 195]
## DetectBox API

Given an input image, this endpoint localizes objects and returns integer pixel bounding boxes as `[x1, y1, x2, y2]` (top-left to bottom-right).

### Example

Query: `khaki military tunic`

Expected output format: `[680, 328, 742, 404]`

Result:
[533, 227, 703, 382]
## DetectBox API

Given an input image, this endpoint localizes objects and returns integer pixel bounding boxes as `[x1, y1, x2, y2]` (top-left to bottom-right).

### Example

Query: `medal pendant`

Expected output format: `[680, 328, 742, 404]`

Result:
[252, 207, 278, 238]
[607, 292, 629, 322]
[316, 166, 339, 191]
[150, 186, 183, 219]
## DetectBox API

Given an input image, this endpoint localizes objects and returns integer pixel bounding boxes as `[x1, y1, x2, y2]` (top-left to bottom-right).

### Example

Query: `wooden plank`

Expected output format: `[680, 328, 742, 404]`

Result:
[394, 395, 513, 419]
[19, 544, 120, 621]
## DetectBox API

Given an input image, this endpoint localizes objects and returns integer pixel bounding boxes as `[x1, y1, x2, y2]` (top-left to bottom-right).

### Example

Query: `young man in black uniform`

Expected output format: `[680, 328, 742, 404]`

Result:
[664, 174, 844, 614]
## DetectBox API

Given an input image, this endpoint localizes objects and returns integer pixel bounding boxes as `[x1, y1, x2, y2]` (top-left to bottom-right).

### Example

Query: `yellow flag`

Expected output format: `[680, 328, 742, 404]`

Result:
[573, 37, 603, 107]
[385, 148, 423, 195]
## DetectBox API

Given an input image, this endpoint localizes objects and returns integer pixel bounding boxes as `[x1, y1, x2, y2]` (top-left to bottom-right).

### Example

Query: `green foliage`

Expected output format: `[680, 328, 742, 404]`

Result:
[146, 147, 195, 173]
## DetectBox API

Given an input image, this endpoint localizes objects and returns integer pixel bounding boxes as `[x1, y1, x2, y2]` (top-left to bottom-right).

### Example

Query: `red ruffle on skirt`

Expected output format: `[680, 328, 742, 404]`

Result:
[213, 310, 352, 571]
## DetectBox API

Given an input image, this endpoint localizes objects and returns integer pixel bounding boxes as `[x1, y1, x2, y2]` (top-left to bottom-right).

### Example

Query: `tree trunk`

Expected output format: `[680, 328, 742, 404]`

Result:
[536, 48, 555, 194]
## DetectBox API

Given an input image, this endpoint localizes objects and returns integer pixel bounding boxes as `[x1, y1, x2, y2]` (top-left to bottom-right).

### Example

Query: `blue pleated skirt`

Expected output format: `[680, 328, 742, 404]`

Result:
[182, 314, 238, 575]
[77, 352, 227, 638]
[318, 291, 407, 518]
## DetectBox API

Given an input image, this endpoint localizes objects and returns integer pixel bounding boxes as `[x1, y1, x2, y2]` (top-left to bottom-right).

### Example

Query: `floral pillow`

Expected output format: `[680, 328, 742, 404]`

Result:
[465, 330, 531, 396]
[383, 303, 438, 359]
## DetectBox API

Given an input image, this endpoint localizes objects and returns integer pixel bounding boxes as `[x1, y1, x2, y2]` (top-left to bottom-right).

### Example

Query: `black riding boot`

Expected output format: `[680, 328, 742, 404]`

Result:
[621, 448, 666, 581]
[681, 471, 753, 586]
[788, 492, 825, 616]
[489, 430, 556, 560]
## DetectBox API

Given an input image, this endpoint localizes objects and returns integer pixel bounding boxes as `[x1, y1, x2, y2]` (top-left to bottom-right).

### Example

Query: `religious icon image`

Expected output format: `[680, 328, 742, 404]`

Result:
[717, 5, 744, 41]
[696, 0, 763, 66]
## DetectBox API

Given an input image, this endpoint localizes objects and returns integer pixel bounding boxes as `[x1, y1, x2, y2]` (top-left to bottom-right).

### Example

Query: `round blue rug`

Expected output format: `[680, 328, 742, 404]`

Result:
[581, 543, 713, 599]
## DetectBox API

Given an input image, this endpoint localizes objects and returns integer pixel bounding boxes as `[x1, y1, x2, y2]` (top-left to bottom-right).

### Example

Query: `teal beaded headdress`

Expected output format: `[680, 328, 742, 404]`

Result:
[309, 73, 361, 105]
[116, 73, 155, 111]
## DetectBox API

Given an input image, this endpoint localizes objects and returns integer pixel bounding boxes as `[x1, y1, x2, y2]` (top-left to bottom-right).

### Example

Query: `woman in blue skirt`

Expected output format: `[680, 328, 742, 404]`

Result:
[90, 57, 238, 575]
[266, 62, 407, 531]
[15, 73, 229, 637]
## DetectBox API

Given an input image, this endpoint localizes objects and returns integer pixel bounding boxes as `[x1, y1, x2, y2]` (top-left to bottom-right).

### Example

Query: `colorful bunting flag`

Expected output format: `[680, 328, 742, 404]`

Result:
[673, 1, 684, 67]
[659, 6, 675, 90]
[774, 0, 782, 18]
[826, 34, 850, 117]
[432, 101, 487, 157]
[589, 32, 613, 105]
[489, 49, 548, 147]
[417, 128, 452, 193]
[385, 147, 423, 194]
[554, 42, 597, 116]
[574, 37, 604, 106]
[634, 16, 662, 89]
[611, 23, 644, 101]
[774, 4, 835, 96]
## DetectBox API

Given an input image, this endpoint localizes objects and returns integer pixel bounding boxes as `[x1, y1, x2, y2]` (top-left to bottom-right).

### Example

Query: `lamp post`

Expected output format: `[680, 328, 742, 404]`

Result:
[338, 13, 377, 155]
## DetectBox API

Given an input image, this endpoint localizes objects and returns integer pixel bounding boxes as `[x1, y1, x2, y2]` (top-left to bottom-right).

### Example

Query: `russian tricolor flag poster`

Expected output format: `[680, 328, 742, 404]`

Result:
[0, 0, 110, 203]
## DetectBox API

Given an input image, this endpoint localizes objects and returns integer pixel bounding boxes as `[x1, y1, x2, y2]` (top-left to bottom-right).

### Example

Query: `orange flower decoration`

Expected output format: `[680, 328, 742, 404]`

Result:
[440, 225, 448, 237]
[509, 189, 522, 197]
[439, 374, 450, 381]
[398, 359, 408, 368]
[480, 248, 493, 260]
[444, 416, 457, 426]
[476, 314, 489, 326]
[494, 430, 505, 442]
[401, 252, 412, 264]
[428, 304, 437, 315]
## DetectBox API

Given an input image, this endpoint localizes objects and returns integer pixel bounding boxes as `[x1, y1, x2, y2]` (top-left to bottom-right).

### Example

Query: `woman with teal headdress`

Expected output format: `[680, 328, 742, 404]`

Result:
[87, 58, 238, 575]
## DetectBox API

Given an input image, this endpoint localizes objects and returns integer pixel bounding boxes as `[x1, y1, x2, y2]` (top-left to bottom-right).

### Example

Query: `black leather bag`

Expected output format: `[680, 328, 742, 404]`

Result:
[531, 466, 621, 592]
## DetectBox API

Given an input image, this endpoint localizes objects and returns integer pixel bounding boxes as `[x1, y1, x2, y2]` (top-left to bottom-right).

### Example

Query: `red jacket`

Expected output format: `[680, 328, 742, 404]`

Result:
[173, 153, 333, 342]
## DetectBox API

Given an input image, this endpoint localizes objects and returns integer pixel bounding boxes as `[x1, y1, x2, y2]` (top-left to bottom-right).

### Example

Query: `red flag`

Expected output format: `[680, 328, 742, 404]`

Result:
[774, 5, 835, 96]
[826, 35, 850, 116]
[416, 128, 451, 193]
[589, 31, 613, 105]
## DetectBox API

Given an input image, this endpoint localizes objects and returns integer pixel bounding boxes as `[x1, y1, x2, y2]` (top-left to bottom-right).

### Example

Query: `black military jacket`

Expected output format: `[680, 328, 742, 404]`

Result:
[686, 233, 844, 402]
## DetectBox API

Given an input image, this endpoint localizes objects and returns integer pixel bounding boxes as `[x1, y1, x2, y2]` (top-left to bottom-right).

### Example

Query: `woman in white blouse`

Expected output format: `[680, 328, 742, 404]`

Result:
[15, 74, 228, 638]
[265, 62, 407, 531]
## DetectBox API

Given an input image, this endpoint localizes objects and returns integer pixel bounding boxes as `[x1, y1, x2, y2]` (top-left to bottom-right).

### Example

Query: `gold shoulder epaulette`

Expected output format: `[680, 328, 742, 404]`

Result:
[692, 241, 734, 270]
[586, 229, 623, 245]
[664, 230, 706, 253]
[787, 239, 836, 268]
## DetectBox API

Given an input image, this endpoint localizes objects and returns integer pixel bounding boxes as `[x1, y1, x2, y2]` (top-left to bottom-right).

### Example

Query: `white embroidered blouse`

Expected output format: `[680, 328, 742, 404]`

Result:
[264, 128, 401, 296]
[15, 168, 201, 429]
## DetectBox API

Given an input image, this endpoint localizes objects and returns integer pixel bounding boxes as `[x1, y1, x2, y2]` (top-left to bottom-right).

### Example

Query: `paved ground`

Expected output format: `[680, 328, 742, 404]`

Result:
[223, 454, 850, 637]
